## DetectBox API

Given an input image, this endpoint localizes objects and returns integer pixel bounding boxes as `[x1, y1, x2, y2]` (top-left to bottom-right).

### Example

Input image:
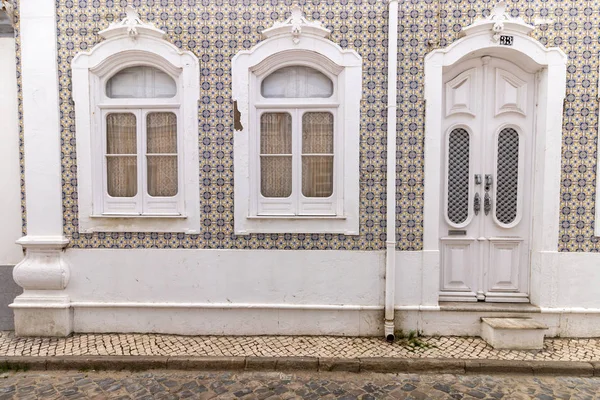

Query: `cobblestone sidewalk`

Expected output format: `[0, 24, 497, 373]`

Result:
[1, 332, 600, 362]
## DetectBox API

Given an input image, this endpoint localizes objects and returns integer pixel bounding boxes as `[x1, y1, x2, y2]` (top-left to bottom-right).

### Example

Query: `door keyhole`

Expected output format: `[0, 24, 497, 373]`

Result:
[484, 174, 493, 191]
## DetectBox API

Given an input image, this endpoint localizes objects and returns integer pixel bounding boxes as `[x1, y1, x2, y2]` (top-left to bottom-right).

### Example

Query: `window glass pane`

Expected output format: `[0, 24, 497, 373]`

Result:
[106, 113, 137, 198]
[146, 112, 178, 197]
[302, 112, 333, 153]
[107, 157, 137, 197]
[447, 128, 470, 225]
[106, 113, 137, 154]
[148, 156, 178, 197]
[496, 128, 519, 224]
[261, 66, 333, 98]
[261, 156, 292, 198]
[260, 113, 292, 154]
[147, 112, 177, 154]
[302, 156, 333, 198]
[106, 66, 176, 98]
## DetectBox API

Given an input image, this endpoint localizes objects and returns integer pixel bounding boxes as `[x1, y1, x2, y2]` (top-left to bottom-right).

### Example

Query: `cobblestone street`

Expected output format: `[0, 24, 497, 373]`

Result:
[0, 370, 599, 399]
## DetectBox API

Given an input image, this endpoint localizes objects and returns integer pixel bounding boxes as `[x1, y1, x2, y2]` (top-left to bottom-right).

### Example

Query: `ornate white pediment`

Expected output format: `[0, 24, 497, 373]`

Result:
[462, 1, 533, 43]
[1, 0, 14, 28]
[262, 5, 330, 44]
[99, 6, 165, 40]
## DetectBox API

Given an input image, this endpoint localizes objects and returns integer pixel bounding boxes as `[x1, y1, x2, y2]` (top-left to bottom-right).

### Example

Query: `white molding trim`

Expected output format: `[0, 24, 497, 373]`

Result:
[70, 302, 383, 311]
[231, 7, 362, 234]
[423, 2, 567, 303]
[0, 1, 14, 29]
[72, 6, 200, 233]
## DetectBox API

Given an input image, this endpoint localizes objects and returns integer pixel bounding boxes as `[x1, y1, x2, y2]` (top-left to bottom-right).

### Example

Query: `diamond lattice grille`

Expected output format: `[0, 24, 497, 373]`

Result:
[496, 128, 519, 225]
[447, 128, 470, 225]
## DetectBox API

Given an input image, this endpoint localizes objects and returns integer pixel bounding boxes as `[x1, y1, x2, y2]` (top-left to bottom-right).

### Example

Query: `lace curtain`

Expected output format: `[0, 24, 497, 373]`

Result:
[259, 112, 334, 199]
[106, 66, 177, 99]
[302, 112, 333, 197]
[260, 113, 292, 197]
[106, 113, 137, 197]
[105, 112, 178, 198]
[147, 112, 178, 197]
[261, 66, 333, 98]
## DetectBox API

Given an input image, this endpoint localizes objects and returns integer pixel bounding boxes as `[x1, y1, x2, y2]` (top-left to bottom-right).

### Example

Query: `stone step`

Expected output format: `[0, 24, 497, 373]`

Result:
[481, 317, 548, 350]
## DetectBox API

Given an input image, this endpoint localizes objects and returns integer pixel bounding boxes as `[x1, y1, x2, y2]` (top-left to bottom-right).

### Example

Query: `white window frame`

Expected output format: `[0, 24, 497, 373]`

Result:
[232, 6, 362, 234]
[253, 69, 339, 217]
[72, 7, 200, 233]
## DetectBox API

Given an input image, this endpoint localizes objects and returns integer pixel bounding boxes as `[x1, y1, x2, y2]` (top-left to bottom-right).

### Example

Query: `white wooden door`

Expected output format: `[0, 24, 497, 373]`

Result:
[439, 56, 535, 303]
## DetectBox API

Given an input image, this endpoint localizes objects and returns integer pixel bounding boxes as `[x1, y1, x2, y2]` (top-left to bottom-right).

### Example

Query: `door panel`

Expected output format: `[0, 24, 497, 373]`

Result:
[439, 239, 478, 302]
[495, 68, 528, 116]
[445, 68, 478, 117]
[487, 238, 523, 292]
[439, 56, 535, 303]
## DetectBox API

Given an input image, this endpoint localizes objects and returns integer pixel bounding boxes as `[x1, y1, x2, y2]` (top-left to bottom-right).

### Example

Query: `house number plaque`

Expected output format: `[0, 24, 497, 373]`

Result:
[499, 35, 514, 46]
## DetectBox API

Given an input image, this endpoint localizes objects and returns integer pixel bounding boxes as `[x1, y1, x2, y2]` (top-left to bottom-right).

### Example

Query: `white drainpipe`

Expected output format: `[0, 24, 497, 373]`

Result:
[384, 0, 399, 342]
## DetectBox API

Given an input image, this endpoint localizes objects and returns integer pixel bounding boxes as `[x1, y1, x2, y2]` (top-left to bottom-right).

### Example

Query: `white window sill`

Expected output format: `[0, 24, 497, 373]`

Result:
[247, 215, 347, 220]
[91, 214, 187, 219]
[80, 214, 199, 234]
[236, 214, 358, 235]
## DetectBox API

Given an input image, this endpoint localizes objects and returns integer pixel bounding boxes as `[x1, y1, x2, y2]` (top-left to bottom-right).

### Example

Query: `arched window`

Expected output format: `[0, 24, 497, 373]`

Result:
[72, 7, 200, 233]
[257, 66, 336, 214]
[231, 6, 362, 234]
[100, 65, 180, 215]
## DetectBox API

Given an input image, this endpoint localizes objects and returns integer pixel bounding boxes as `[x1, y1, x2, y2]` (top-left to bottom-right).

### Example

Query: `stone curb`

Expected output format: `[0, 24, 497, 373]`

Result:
[0, 356, 596, 376]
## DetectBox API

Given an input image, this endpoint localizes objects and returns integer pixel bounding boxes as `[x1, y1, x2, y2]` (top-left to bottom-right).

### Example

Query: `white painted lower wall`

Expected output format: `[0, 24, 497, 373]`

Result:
[65, 249, 385, 336]
[12, 247, 600, 337]
[0, 37, 22, 265]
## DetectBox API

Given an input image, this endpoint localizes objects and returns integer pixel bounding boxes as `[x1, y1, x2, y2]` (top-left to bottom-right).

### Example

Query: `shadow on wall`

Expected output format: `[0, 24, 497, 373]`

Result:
[0, 266, 21, 330]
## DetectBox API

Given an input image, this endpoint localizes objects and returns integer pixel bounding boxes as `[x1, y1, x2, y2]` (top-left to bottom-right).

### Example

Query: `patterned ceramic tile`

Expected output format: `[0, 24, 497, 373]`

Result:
[12, 0, 600, 251]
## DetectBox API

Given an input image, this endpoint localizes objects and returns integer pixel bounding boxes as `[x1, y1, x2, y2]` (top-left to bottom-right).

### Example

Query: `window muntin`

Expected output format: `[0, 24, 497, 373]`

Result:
[106, 66, 177, 99]
[261, 66, 333, 98]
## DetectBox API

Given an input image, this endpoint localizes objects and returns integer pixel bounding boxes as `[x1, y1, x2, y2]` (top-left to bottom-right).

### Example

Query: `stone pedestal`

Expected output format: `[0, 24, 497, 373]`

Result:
[11, 236, 72, 337]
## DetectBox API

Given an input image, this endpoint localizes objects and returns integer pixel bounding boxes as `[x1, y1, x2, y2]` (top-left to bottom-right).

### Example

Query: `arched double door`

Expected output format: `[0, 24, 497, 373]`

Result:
[439, 56, 535, 302]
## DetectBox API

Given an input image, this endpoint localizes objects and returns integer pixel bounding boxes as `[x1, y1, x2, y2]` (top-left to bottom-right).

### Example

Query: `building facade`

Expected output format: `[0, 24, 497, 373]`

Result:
[2, 0, 599, 338]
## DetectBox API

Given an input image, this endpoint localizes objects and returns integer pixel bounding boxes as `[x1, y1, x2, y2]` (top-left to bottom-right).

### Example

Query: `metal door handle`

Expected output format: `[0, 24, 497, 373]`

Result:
[474, 193, 481, 215]
[484, 192, 491, 216]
